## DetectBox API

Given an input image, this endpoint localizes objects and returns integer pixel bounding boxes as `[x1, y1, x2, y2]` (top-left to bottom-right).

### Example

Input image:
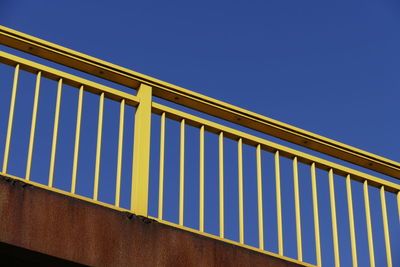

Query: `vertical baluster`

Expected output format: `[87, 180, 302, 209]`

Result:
[115, 99, 125, 207]
[380, 186, 392, 267]
[346, 175, 358, 267]
[256, 144, 264, 250]
[26, 71, 42, 180]
[71, 86, 83, 194]
[238, 138, 244, 244]
[3, 64, 20, 173]
[219, 132, 224, 238]
[311, 163, 321, 267]
[93, 92, 104, 200]
[275, 151, 283, 255]
[398, 192, 400, 224]
[363, 180, 375, 267]
[179, 119, 185, 225]
[48, 78, 63, 187]
[158, 112, 166, 219]
[293, 156, 302, 261]
[199, 125, 205, 231]
[329, 169, 340, 267]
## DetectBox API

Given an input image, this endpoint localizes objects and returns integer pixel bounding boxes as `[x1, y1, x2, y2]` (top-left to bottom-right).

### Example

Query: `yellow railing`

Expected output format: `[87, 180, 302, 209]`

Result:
[0, 26, 399, 267]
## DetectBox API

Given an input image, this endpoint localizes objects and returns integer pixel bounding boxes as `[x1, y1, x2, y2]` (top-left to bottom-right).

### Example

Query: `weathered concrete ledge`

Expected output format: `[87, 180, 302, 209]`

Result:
[0, 175, 302, 267]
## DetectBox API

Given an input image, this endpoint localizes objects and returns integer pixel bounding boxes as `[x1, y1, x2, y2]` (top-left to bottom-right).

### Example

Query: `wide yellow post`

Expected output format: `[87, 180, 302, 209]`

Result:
[131, 83, 152, 216]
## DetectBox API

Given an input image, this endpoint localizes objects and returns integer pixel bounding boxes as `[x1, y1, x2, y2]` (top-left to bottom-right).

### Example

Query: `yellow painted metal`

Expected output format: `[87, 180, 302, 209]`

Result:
[256, 144, 264, 250]
[71, 86, 83, 194]
[238, 138, 244, 244]
[363, 180, 375, 267]
[152, 102, 400, 193]
[199, 125, 205, 232]
[219, 132, 225, 238]
[398, 192, 400, 223]
[0, 45, 397, 183]
[179, 119, 185, 226]
[93, 93, 104, 201]
[158, 112, 166, 219]
[380, 186, 392, 267]
[2, 28, 400, 267]
[2, 26, 399, 181]
[26, 71, 42, 181]
[0, 52, 139, 107]
[115, 99, 125, 207]
[3, 171, 128, 209]
[2, 64, 19, 173]
[275, 151, 283, 255]
[328, 169, 340, 267]
[346, 175, 358, 267]
[311, 163, 321, 267]
[293, 156, 302, 261]
[48, 78, 63, 187]
[131, 83, 152, 216]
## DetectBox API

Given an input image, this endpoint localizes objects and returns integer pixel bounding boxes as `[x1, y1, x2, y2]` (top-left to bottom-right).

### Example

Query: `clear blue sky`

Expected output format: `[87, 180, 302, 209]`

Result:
[1, 0, 399, 161]
[1, 1, 399, 266]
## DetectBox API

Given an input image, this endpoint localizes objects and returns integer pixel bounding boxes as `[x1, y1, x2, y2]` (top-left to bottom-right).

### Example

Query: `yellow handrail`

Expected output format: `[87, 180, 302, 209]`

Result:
[1, 25, 400, 179]
[0, 29, 399, 267]
[151, 102, 400, 193]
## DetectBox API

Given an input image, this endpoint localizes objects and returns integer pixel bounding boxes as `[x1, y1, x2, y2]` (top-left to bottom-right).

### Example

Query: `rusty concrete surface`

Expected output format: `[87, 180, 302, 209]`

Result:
[0, 175, 302, 267]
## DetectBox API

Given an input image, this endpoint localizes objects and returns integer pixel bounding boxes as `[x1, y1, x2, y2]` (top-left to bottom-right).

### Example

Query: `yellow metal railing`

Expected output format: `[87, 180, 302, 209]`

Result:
[0, 26, 399, 267]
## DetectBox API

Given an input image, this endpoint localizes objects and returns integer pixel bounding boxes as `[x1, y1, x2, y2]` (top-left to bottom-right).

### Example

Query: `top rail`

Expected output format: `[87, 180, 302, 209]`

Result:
[0, 51, 139, 107]
[1, 25, 399, 179]
[152, 102, 400, 193]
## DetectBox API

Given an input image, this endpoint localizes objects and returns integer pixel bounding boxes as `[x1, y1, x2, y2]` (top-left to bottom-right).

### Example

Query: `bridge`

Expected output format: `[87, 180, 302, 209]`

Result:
[0, 26, 398, 266]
